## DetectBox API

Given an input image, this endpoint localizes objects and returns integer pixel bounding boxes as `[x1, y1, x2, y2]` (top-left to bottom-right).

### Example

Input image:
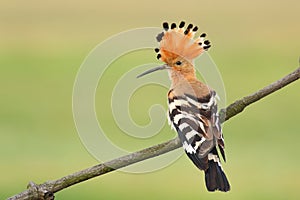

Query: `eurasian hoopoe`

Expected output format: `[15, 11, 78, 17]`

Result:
[137, 21, 230, 192]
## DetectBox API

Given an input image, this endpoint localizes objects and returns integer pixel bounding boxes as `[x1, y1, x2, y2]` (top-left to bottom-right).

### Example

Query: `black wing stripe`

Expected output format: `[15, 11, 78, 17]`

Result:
[206, 147, 230, 191]
[178, 117, 206, 135]
[169, 108, 181, 120]
[180, 126, 197, 140]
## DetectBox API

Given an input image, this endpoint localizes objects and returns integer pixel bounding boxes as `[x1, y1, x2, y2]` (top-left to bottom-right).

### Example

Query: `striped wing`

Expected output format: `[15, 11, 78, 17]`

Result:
[168, 89, 226, 170]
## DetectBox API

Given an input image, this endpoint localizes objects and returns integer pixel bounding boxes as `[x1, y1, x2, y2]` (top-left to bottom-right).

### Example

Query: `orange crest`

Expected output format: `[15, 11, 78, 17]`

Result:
[155, 21, 211, 63]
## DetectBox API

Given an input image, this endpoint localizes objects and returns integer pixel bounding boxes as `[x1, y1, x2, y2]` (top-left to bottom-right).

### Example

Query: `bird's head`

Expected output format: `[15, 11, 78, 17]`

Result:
[137, 21, 211, 79]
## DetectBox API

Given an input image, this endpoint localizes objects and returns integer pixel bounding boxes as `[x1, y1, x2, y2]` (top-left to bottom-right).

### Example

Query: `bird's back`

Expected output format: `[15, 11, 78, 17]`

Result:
[167, 78, 230, 191]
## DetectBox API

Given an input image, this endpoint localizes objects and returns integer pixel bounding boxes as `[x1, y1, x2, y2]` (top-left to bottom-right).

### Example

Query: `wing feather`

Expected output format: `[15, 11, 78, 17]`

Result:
[168, 89, 226, 170]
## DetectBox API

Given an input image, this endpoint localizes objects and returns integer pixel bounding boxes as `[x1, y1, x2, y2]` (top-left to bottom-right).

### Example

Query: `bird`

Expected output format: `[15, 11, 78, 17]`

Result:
[137, 21, 230, 192]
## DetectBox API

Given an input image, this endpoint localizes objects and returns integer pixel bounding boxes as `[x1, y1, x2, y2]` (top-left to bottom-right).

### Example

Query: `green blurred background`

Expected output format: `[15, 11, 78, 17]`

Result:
[1, 0, 300, 199]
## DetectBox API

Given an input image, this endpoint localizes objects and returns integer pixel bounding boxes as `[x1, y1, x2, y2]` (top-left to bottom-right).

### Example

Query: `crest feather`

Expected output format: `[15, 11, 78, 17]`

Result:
[155, 21, 211, 63]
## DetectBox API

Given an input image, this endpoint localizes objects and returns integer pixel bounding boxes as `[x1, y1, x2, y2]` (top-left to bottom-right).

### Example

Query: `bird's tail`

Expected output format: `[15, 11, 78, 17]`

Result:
[204, 147, 230, 192]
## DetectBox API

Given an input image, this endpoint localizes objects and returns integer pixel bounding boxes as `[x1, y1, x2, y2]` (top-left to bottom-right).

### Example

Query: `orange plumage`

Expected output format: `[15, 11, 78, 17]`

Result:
[156, 22, 210, 64]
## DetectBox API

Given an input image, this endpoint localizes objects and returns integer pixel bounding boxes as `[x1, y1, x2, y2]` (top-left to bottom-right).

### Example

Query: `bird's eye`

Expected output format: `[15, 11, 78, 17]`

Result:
[175, 61, 182, 65]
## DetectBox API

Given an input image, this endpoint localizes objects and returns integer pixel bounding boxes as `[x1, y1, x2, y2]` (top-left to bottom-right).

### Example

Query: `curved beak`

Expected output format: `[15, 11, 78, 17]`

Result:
[136, 64, 170, 78]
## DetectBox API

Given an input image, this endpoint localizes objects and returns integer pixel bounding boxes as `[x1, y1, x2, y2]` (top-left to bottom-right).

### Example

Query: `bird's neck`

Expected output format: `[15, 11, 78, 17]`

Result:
[168, 68, 197, 88]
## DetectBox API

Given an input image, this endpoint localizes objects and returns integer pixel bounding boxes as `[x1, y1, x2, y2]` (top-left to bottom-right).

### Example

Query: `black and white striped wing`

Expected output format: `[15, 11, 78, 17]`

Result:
[168, 90, 225, 170]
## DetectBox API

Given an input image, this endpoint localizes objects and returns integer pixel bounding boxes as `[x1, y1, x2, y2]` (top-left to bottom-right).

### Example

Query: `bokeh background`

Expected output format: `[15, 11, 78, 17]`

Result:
[1, 0, 299, 199]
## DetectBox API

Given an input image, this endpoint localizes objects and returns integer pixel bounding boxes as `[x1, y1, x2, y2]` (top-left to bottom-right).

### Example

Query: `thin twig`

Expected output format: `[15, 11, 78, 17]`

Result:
[7, 67, 300, 200]
[219, 67, 300, 121]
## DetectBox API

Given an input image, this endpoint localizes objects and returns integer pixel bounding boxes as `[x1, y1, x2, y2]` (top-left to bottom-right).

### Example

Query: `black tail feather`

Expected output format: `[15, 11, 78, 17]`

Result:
[204, 149, 230, 192]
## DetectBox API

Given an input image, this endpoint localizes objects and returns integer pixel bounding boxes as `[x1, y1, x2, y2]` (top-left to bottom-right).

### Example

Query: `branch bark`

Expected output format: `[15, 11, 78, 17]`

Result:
[8, 67, 300, 200]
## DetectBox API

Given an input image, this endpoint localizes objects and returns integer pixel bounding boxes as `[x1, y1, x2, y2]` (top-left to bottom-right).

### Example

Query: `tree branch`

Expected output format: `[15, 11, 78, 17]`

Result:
[219, 66, 300, 121]
[8, 67, 300, 200]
